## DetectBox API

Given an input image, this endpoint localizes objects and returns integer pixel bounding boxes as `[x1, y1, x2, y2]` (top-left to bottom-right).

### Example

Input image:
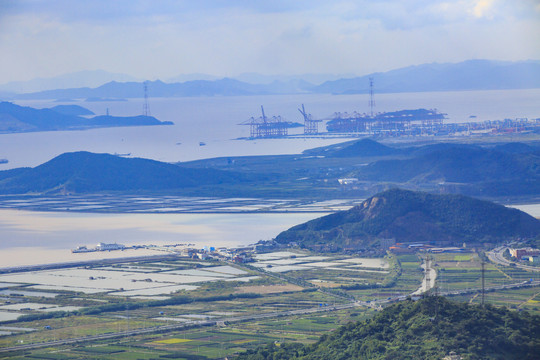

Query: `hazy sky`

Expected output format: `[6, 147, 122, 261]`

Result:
[1, 0, 539, 82]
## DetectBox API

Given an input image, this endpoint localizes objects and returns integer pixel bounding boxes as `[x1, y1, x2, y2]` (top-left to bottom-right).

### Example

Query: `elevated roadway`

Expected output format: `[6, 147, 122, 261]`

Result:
[487, 246, 540, 272]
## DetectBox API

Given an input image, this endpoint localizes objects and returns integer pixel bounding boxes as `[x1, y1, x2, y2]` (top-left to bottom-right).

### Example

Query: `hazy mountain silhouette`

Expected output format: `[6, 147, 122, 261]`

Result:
[313, 60, 540, 94]
[12, 60, 540, 99]
[0, 70, 140, 93]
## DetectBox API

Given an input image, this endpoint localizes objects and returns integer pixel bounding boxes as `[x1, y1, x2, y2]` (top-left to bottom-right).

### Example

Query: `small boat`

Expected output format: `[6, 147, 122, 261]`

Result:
[199, 142, 206, 146]
[0, 159, 8, 164]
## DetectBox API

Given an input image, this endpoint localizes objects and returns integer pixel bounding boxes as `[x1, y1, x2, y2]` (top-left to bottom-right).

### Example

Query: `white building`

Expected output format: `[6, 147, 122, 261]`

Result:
[96, 242, 125, 251]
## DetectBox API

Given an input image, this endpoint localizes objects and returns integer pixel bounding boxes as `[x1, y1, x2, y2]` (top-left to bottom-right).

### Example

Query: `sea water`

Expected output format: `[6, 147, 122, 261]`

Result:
[1, 89, 539, 169]
[0, 209, 325, 268]
[1, 90, 539, 267]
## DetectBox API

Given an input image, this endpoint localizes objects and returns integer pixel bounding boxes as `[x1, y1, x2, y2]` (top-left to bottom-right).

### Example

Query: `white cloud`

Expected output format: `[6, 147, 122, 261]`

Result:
[470, 0, 496, 19]
[0, 0, 538, 82]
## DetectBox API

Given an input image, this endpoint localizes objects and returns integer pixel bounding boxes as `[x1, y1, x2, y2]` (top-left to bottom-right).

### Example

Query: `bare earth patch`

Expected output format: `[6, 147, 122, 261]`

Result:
[234, 284, 303, 294]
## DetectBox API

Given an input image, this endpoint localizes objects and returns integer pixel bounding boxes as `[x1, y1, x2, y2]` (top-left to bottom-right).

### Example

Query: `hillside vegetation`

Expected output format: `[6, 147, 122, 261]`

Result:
[275, 189, 540, 250]
[236, 296, 540, 360]
[353, 145, 540, 194]
[1, 140, 539, 199]
[184, 139, 540, 198]
[0, 151, 259, 194]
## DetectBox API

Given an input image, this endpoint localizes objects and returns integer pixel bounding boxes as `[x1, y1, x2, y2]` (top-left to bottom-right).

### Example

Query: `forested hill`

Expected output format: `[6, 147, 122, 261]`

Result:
[275, 189, 540, 250]
[0, 152, 259, 194]
[236, 297, 540, 360]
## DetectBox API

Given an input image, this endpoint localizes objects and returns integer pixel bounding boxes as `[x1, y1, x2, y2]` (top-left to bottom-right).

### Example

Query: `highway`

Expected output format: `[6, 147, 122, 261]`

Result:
[411, 256, 436, 295]
[2, 250, 539, 354]
[487, 246, 540, 272]
[0, 302, 359, 354]
[3, 278, 539, 354]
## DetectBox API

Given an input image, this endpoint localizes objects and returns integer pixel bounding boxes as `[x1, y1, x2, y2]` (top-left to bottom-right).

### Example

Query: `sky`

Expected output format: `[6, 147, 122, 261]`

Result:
[0, 0, 539, 82]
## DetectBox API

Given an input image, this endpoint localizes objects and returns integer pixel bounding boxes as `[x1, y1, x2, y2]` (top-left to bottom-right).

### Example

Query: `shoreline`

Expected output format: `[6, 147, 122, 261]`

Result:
[0, 253, 180, 274]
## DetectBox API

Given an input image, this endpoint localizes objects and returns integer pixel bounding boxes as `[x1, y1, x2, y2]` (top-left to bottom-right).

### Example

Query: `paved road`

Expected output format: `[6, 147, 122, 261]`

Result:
[4, 278, 539, 354]
[0, 302, 359, 354]
[3, 252, 539, 354]
[487, 246, 540, 272]
[411, 257, 436, 296]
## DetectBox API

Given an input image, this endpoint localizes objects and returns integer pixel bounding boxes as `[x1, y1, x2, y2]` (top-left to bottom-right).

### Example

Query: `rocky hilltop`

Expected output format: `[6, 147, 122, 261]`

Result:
[275, 189, 540, 251]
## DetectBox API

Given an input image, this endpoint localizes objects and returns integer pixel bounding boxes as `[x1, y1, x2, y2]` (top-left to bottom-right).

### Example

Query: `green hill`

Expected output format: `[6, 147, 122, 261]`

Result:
[0, 151, 258, 194]
[237, 296, 540, 360]
[325, 139, 399, 157]
[355, 146, 540, 184]
[275, 189, 540, 251]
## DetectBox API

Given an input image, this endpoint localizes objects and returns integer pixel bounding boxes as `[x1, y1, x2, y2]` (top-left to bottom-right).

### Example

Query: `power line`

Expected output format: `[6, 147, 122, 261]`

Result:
[369, 77, 375, 117]
[143, 81, 150, 116]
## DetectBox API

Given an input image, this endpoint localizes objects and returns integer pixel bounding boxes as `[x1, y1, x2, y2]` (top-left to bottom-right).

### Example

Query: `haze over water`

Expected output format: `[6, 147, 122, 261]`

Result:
[2, 88, 540, 169]
[0, 210, 325, 268]
[1, 89, 540, 268]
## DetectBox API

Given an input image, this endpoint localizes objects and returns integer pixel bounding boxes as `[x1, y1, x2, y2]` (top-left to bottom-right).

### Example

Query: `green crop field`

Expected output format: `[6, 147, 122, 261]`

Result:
[1, 249, 538, 359]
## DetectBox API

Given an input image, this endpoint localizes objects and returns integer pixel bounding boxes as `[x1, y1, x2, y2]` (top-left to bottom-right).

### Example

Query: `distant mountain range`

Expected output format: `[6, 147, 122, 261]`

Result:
[275, 189, 540, 251]
[0, 102, 172, 133]
[5, 60, 539, 100]
[231, 72, 356, 85]
[0, 152, 258, 194]
[313, 59, 540, 94]
[14, 78, 314, 100]
[0, 70, 141, 94]
[166, 72, 353, 85]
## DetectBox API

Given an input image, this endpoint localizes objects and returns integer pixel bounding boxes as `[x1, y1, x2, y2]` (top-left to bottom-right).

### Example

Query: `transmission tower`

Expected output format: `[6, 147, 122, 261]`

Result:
[369, 77, 375, 117]
[425, 254, 432, 296]
[143, 81, 150, 116]
[481, 258, 485, 307]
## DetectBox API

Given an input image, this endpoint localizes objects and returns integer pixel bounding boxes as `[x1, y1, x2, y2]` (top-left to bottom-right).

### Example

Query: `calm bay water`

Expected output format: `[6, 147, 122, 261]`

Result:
[0, 210, 325, 268]
[2, 89, 540, 169]
[0, 90, 539, 267]
[0, 204, 538, 268]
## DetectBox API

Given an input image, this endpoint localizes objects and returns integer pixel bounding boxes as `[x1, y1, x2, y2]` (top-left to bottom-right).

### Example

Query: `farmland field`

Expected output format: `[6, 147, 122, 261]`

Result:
[0, 248, 539, 359]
